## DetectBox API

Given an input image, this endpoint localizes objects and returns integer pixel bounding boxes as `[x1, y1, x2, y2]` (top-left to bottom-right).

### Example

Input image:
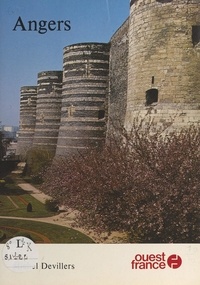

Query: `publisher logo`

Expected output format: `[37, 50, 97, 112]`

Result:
[131, 252, 182, 270]
[167, 254, 182, 269]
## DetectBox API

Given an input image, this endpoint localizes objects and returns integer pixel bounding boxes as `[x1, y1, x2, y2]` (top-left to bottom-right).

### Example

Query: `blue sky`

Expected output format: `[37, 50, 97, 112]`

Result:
[0, 0, 129, 126]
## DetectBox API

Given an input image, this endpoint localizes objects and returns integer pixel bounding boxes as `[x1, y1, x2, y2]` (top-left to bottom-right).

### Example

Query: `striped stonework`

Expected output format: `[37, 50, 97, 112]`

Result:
[16, 86, 37, 157]
[33, 71, 63, 155]
[56, 43, 110, 156]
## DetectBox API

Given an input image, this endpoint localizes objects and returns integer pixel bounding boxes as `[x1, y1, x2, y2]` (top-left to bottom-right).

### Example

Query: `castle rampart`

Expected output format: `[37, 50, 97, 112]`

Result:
[107, 18, 129, 135]
[56, 43, 110, 156]
[17, 1, 200, 158]
[16, 86, 37, 156]
[32, 71, 62, 155]
[125, 0, 200, 132]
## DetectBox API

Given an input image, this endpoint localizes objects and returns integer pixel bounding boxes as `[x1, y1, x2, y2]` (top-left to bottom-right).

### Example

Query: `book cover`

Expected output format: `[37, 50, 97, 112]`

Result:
[0, 0, 200, 284]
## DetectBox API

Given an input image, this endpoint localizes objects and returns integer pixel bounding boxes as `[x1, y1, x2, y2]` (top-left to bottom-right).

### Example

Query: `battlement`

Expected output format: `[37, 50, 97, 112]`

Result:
[20, 86, 37, 93]
[130, 0, 200, 8]
[130, 0, 169, 7]
[130, 0, 174, 13]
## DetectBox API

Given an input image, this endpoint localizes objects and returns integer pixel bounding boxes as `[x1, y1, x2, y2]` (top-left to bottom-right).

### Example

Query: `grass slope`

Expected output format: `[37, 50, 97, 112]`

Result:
[0, 218, 94, 243]
[0, 183, 55, 218]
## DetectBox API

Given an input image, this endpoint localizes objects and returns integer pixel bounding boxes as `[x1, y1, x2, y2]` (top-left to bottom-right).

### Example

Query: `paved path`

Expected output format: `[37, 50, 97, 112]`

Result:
[18, 183, 52, 204]
[0, 213, 74, 227]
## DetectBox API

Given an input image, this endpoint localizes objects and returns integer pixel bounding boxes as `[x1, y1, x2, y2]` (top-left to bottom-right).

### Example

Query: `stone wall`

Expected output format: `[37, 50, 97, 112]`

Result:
[33, 71, 63, 155]
[125, 0, 200, 131]
[56, 43, 110, 156]
[17, 0, 200, 158]
[126, 103, 200, 135]
[16, 86, 37, 157]
[107, 18, 129, 135]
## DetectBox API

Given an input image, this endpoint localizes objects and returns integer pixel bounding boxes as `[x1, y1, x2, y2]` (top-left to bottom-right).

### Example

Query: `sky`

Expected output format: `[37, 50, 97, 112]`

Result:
[0, 0, 129, 126]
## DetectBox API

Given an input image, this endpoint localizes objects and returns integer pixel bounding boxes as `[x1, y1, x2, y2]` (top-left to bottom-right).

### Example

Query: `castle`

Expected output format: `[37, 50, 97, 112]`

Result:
[17, 0, 200, 157]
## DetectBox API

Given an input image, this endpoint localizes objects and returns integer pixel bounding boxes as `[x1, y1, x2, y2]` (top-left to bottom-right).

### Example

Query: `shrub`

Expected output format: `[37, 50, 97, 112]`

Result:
[24, 147, 54, 183]
[0, 179, 6, 189]
[31, 174, 43, 185]
[41, 123, 200, 243]
[27, 202, 32, 212]
[3, 175, 14, 184]
[45, 199, 59, 212]
[0, 230, 6, 242]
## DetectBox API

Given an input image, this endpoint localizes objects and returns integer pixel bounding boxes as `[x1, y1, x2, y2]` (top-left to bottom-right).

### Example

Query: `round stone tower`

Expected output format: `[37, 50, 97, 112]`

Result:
[125, 0, 200, 131]
[16, 86, 37, 157]
[33, 71, 62, 155]
[56, 42, 110, 156]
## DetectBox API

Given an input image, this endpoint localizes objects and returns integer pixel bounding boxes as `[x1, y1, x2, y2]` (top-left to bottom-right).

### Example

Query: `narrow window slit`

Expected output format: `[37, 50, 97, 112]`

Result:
[98, 110, 105, 120]
[192, 26, 200, 46]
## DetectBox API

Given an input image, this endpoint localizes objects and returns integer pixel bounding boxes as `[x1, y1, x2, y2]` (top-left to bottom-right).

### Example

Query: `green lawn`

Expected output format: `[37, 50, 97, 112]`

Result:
[0, 177, 94, 243]
[0, 183, 55, 218]
[0, 218, 94, 243]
